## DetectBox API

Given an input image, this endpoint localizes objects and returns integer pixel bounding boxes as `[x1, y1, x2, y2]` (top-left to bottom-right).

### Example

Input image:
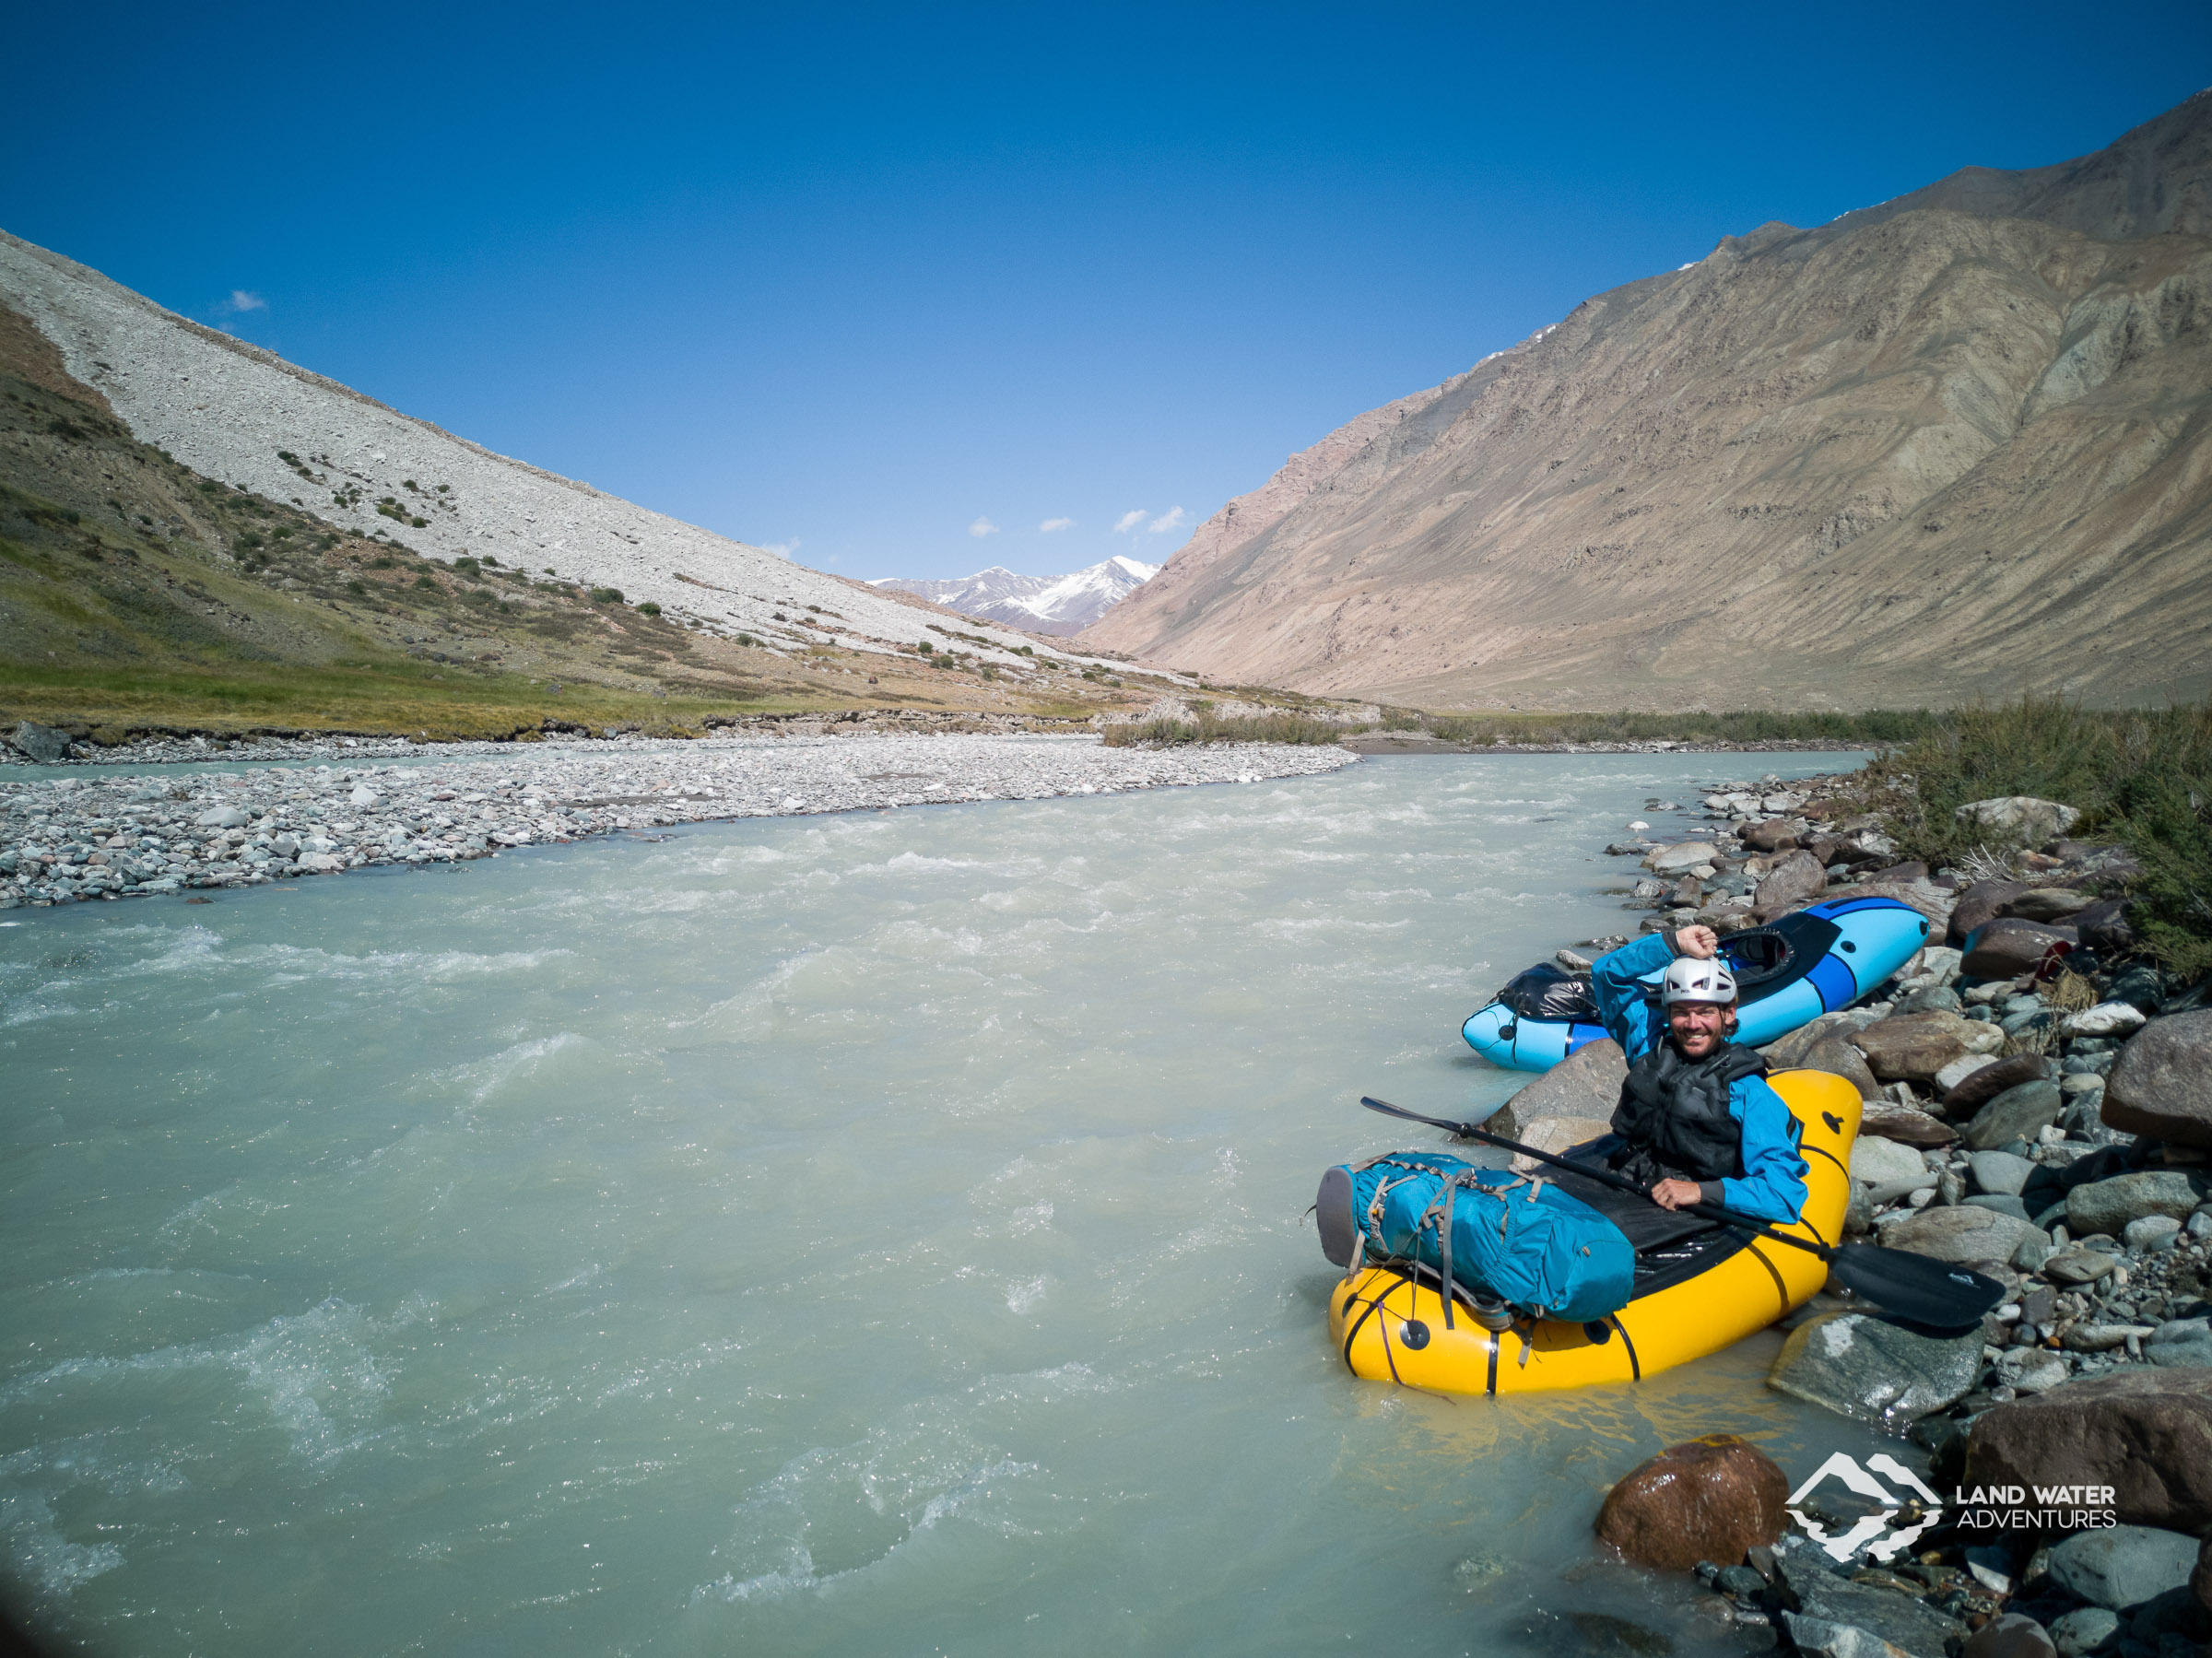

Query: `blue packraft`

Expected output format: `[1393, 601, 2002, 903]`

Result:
[1329, 1151, 1635, 1323]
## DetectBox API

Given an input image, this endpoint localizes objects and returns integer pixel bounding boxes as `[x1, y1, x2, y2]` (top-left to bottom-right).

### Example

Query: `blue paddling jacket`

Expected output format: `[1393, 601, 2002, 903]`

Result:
[1589, 933, 1809, 1226]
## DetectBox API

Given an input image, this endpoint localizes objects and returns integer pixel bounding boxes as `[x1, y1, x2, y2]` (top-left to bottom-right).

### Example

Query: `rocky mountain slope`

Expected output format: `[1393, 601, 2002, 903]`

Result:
[0, 230, 1121, 680]
[0, 282, 1180, 740]
[1082, 92, 2212, 710]
[874, 556, 1156, 635]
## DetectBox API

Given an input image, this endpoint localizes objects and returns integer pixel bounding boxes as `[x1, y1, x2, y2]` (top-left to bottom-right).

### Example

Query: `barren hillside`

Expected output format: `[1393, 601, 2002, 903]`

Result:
[1082, 92, 2212, 710]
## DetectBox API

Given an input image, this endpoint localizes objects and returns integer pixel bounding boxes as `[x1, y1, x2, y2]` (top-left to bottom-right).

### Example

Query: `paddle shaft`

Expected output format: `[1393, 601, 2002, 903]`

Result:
[1358, 1095, 1834, 1265]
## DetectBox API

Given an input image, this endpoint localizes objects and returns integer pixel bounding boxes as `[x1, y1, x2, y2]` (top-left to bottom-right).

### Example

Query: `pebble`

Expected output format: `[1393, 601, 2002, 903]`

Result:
[0, 734, 1359, 910]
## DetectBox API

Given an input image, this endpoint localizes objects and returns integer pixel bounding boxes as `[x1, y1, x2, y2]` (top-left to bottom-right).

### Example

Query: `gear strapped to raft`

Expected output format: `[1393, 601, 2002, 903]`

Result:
[1318, 1150, 1637, 1329]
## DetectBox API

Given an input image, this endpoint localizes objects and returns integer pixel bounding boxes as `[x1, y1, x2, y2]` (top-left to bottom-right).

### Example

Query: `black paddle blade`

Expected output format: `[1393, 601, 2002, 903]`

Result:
[1826, 1243, 2006, 1333]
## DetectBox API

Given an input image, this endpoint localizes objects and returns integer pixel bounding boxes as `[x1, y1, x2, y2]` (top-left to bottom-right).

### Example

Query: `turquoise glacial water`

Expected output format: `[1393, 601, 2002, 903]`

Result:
[0, 751, 1903, 1656]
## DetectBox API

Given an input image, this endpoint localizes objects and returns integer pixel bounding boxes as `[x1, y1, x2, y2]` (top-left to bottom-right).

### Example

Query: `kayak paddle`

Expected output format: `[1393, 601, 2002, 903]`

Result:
[1357, 1095, 2006, 1333]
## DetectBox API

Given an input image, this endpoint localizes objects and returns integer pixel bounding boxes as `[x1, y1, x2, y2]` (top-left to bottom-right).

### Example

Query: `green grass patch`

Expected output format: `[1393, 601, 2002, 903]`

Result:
[1102, 712, 1357, 747]
[1853, 699, 2212, 980]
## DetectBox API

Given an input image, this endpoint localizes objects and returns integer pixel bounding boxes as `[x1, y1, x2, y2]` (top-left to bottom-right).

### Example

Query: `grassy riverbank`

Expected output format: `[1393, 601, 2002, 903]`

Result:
[1853, 700, 2212, 978]
[1102, 706, 1946, 748]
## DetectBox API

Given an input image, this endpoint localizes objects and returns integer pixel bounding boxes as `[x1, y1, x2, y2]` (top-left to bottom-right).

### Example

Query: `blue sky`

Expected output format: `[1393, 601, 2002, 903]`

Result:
[6, 4, 2207, 581]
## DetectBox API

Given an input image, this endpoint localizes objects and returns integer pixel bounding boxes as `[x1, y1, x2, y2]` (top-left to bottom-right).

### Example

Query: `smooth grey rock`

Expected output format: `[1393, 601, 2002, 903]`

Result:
[2047, 1607, 2121, 1658]
[1853, 1136, 1936, 1205]
[2068, 1172, 2211, 1238]
[2146, 1319, 2212, 1369]
[2104, 1013, 2212, 1151]
[2044, 1247, 2120, 1286]
[2065, 1002, 2148, 1039]
[1887, 1204, 2048, 1264]
[1767, 1311, 1983, 1425]
[1644, 840, 1719, 876]
[2045, 1525, 2201, 1612]
[1966, 1194, 2032, 1221]
[1782, 1615, 1924, 1658]
[2126, 1216, 2183, 1250]
[1964, 1082, 2066, 1151]
[1971, 1150, 2036, 1197]
[1994, 1346, 2071, 1393]
[1937, 1053, 2001, 1094]
[1489, 1038, 1625, 1139]
[195, 805, 252, 829]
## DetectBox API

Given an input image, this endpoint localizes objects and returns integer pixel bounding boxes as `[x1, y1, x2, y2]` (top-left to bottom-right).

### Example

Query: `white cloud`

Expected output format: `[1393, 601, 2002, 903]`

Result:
[1039, 516, 1074, 533]
[1147, 507, 1186, 534]
[1113, 509, 1147, 534]
[969, 516, 999, 537]
[759, 538, 800, 559]
[218, 290, 267, 314]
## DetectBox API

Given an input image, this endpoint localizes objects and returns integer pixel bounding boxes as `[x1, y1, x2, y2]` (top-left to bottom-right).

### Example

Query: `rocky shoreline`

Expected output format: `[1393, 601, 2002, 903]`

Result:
[0, 729, 1358, 910]
[1503, 770, 2212, 1657]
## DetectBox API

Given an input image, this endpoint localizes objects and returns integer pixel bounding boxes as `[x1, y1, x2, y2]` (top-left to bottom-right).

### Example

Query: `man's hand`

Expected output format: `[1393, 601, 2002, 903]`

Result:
[1675, 924, 1720, 960]
[1651, 1178, 1702, 1211]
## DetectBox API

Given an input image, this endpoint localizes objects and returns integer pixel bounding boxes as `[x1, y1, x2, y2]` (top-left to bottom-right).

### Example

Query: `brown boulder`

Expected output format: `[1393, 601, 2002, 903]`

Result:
[1756, 850, 1828, 913]
[1942, 1053, 2051, 1116]
[1964, 1370, 2212, 1533]
[1961, 919, 2077, 981]
[1798, 1034, 1882, 1100]
[1594, 1434, 1790, 1571]
[1949, 880, 2029, 946]
[2102, 1011, 2212, 1151]
[1858, 1101, 1959, 1147]
[1848, 1012, 2006, 1083]
[1741, 820, 1799, 853]
[1491, 1038, 1625, 1140]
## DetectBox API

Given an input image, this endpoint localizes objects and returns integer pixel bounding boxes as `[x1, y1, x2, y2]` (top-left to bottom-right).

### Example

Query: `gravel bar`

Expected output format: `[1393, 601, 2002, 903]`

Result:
[0, 734, 1359, 910]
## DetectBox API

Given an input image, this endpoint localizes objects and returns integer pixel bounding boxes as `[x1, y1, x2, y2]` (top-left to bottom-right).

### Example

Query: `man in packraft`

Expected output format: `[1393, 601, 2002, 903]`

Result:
[1583, 923, 1808, 1228]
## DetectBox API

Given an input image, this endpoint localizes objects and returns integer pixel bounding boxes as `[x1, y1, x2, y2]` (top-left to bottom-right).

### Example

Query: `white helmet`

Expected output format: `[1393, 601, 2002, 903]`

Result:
[1662, 956, 1738, 1006]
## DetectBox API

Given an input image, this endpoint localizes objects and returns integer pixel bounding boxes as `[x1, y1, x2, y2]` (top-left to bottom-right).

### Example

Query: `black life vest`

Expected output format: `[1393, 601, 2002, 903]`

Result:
[1607, 1041, 1768, 1187]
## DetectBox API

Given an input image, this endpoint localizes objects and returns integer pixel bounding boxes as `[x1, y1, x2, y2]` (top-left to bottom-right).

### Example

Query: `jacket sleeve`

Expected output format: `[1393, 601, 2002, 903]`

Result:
[1590, 932, 1675, 1062]
[1704, 1076, 1810, 1225]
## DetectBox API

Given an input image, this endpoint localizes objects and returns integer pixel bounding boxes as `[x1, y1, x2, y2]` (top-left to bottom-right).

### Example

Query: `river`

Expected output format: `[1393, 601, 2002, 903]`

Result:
[0, 749, 1904, 1655]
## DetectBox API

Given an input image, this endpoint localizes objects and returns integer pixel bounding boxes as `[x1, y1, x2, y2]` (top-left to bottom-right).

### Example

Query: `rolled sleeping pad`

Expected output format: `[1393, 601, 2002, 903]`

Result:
[1461, 895, 1931, 1074]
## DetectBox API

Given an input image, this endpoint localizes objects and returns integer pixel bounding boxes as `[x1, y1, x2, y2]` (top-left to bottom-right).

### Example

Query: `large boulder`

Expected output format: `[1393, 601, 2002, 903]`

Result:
[1593, 1434, 1789, 1571]
[1767, 1311, 1983, 1425]
[2065, 1170, 2211, 1238]
[7, 720, 73, 763]
[2102, 1012, 2212, 1151]
[1801, 1034, 1883, 1100]
[1742, 820, 1799, 853]
[1955, 796, 2082, 848]
[1963, 1614, 2056, 1658]
[2044, 1525, 2202, 1612]
[1756, 849, 1829, 914]
[1852, 1137, 1935, 1205]
[1489, 1038, 1624, 1138]
[1773, 1547, 1965, 1656]
[1964, 1370, 2212, 1533]
[1849, 1012, 2005, 1084]
[2000, 888, 2096, 923]
[1950, 880, 2030, 945]
[1884, 1204, 2047, 1265]
[1960, 1081, 2066, 1151]
[2195, 1535, 2211, 1617]
[1942, 1054, 2052, 1116]
[1960, 919, 2078, 981]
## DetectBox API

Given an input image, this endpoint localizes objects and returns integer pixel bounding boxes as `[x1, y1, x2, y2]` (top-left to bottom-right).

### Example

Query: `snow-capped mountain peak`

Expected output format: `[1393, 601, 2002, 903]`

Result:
[871, 556, 1156, 636]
